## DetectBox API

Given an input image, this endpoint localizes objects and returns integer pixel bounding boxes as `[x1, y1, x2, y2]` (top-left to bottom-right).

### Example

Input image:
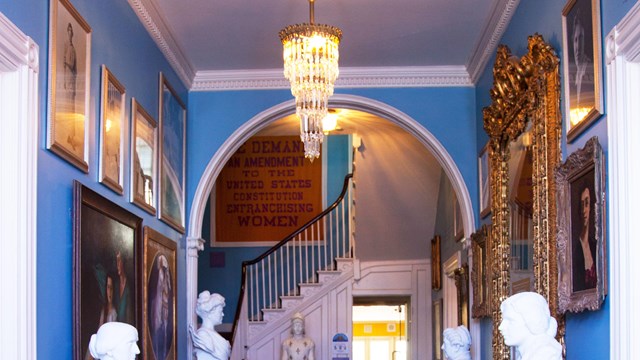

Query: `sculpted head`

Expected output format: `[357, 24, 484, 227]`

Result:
[442, 325, 471, 359]
[291, 312, 305, 336]
[195, 291, 225, 326]
[499, 292, 557, 347]
[88, 322, 140, 360]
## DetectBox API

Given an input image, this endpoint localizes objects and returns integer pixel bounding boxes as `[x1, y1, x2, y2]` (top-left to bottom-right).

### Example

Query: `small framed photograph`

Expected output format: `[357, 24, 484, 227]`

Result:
[454, 264, 469, 329]
[556, 137, 606, 313]
[562, 0, 603, 142]
[73, 181, 142, 360]
[478, 143, 491, 218]
[471, 224, 492, 318]
[431, 235, 441, 290]
[47, 0, 92, 172]
[432, 299, 443, 360]
[131, 99, 158, 215]
[99, 65, 126, 194]
[453, 193, 463, 241]
[143, 226, 177, 360]
[158, 73, 186, 233]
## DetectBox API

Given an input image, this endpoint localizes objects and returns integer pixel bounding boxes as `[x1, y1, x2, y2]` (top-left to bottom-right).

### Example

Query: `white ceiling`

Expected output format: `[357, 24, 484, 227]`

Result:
[129, 0, 519, 89]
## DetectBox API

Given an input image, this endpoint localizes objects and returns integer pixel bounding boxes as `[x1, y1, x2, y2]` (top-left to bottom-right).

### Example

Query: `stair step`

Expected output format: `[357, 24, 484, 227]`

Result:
[317, 270, 341, 283]
[262, 307, 286, 322]
[280, 295, 304, 310]
[335, 257, 354, 271]
[299, 282, 322, 296]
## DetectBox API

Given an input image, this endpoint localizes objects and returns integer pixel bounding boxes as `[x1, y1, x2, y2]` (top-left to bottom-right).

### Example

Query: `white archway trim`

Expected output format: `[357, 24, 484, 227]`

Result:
[606, 3, 640, 359]
[185, 93, 477, 358]
[187, 94, 475, 242]
[0, 11, 39, 360]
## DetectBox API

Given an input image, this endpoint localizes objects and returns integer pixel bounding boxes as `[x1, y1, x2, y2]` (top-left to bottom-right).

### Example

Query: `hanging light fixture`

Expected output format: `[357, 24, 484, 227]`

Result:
[279, 0, 342, 161]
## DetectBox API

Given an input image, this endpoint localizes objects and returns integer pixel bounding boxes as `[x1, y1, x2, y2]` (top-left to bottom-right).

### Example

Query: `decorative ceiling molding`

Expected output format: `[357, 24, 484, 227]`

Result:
[127, 0, 195, 88]
[191, 66, 473, 91]
[466, 0, 521, 83]
[130, 0, 517, 90]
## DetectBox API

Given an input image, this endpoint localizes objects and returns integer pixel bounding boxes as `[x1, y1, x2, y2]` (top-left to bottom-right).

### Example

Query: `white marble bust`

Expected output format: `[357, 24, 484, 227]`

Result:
[189, 291, 231, 360]
[281, 312, 315, 360]
[442, 325, 471, 360]
[88, 322, 140, 360]
[499, 292, 562, 360]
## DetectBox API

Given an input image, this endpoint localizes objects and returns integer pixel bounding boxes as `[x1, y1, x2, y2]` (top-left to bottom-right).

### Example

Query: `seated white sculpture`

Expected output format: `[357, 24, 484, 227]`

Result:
[88, 322, 140, 360]
[189, 291, 231, 360]
[281, 312, 315, 360]
[442, 325, 471, 360]
[499, 292, 562, 360]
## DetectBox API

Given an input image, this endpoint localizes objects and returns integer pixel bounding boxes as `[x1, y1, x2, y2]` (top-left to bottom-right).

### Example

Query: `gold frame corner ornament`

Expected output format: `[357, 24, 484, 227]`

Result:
[482, 34, 563, 360]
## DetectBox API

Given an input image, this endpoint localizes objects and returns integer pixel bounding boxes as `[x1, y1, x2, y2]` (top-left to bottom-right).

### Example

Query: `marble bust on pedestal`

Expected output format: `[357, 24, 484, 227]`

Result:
[442, 325, 471, 360]
[88, 322, 140, 360]
[189, 291, 231, 360]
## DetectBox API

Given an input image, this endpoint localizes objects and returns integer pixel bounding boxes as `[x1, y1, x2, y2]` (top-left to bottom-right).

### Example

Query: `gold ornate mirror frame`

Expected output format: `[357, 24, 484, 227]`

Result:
[482, 34, 562, 360]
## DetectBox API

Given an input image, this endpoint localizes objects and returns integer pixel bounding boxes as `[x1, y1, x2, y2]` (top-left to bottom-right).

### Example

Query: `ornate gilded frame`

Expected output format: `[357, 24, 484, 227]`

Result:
[454, 263, 469, 329]
[482, 34, 562, 359]
[471, 224, 492, 318]
[431, 235, 442, 290]
[556, 136, 606, 313]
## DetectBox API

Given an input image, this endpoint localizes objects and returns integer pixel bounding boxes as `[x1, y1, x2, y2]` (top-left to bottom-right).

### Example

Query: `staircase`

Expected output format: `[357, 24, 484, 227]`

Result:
[230, 174, 355, 359]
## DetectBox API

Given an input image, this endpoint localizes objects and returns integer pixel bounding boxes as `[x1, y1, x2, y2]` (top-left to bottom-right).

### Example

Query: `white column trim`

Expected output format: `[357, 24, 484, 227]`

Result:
[0, 11, 39, 360]
[186, 236, 205, 359]
[606, 3, 640, 358]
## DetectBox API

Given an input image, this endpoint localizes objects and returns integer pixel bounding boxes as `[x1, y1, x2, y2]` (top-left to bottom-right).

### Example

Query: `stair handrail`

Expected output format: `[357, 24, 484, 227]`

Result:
[230, 173, 354, 345]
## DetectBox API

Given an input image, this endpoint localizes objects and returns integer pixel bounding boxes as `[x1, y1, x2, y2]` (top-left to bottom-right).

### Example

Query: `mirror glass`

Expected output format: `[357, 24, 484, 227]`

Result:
[508, 126, 534, 295]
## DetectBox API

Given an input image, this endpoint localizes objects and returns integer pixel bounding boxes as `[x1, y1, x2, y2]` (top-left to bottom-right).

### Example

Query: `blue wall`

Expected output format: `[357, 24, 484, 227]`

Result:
[474, 0, 637, 358]
[187, 87, 478, 235]
[0, 1, 188, 359]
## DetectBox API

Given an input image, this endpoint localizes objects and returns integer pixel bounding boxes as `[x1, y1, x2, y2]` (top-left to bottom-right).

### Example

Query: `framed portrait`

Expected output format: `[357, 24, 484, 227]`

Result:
[143, 227, 177, 360]
[432, 299, 443, 360]
[471, 224, 492, 318]
[454, 264, 469, 329]
[99, 65, 126, 194]
[73, 181, 142, 360]
[47, 0, 92, 172]
[556, 137, 606, 313]
[158, 73, 186, 233]
[131, 99, 158, 215]
[562, 0, 603, 142]
[453, 193, 463, 241]
[478, 143, 491, 218]
[431, 235, 441, 290]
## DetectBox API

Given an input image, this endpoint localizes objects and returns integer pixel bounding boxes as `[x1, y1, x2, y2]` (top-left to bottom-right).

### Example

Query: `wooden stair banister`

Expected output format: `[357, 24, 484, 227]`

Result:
[231, 173, 354, 346]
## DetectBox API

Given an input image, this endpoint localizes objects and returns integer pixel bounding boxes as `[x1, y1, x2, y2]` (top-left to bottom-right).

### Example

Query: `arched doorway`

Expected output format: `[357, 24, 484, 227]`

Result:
[185, 94, 476, 357]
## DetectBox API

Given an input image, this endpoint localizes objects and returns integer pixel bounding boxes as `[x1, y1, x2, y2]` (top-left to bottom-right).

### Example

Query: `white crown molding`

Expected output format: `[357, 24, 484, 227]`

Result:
[466, 0, 521, 83]
[127, 0, 195, 88]
[191, 66, 473, 91]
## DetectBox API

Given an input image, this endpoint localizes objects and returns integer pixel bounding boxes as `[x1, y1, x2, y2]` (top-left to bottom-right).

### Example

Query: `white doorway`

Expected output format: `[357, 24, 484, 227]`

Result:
[352, 298, 409, 360]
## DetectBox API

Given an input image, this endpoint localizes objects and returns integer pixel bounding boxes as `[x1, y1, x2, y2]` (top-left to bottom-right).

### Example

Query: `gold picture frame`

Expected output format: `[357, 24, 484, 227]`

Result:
[99, 65, 126, 194]
[143, 226, 177, 360]
[556, 137, 606, 313]
[431, 235, 441, 290]
[454, 264, 469, 329]
[131, 99, 158, 215]
[47, 0, 92, 172]
[562, 0, 603, 142]
[471, 224, 492, 318]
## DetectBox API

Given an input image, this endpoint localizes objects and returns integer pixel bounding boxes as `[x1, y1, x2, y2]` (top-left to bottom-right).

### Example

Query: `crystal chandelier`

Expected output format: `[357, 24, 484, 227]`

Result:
[279, 0, 342, 161]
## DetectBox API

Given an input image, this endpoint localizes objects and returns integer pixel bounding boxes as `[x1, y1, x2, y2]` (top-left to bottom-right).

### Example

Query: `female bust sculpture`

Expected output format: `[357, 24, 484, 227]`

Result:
[88, 322, 140, 360]
[499, 292, 562, 360]
[281, 312, 315, 360]
[189, 291, 231, 360]
[442, 325, 471, 360]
